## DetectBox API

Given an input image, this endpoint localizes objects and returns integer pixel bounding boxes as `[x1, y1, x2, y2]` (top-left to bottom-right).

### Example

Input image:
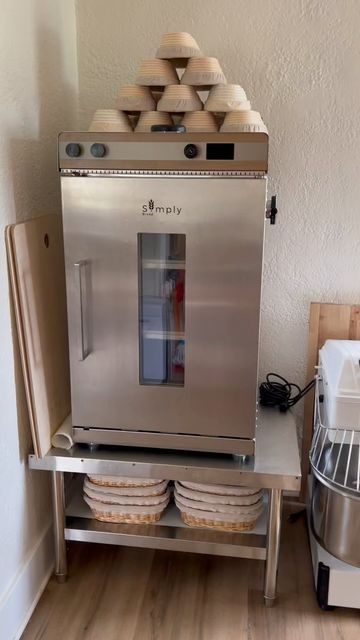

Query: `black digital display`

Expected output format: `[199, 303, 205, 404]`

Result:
[206, 143, 235, 160]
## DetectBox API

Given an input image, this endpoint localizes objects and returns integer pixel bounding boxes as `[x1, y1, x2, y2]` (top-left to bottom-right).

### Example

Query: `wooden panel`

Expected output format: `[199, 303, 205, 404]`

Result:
[6, 225, 39, 455]
[6, 214, 70, 457]
[300, 302, 360, 501]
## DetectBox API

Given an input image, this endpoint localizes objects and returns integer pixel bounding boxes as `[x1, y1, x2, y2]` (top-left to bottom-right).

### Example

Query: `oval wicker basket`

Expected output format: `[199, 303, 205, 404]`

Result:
[87, 474, 165, 488]
[174, 489, 263, 515]
[180, 512, 256, 532]
[85, 477, 169, 496]
[179, 481, 260, 496]
[175, 482, 262, 506]
[175, 493, 263, 532]
[84, 479, 170, 507]
[84, 494, 170, 524]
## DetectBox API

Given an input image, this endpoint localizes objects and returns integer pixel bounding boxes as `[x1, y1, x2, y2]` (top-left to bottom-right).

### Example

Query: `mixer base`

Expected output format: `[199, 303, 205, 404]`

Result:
[307, 484, 360, 610]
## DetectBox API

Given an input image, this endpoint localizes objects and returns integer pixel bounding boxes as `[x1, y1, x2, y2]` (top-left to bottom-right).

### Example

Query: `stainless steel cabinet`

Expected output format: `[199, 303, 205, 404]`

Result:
[61, 173, 267, 452]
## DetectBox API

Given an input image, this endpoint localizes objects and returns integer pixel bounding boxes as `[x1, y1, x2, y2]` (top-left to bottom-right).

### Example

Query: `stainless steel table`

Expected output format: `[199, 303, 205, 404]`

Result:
[29, 408, 301, 606]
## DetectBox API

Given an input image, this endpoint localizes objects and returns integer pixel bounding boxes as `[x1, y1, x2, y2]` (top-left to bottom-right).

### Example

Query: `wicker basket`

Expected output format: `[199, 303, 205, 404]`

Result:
[175, 482, 262, 506]
[84, 478, 170, 507]
[174, 489, 263, 516]
[204, 84, 248, 112]
[175, 493, 263, 532]
[84, 495, 170, 524]
[88, 109, 132, 132]
[157, 85, 202, 112]
[135, 59, 179, 87]
[179, 481, 260, 496]
[87, 474, 165, 488]
[156, 32, 202, 66]
[181, 57, 226, 88]
[180, 512, 257, 532]
[85, 477, 169, 496]
[117, 85, 155, 112]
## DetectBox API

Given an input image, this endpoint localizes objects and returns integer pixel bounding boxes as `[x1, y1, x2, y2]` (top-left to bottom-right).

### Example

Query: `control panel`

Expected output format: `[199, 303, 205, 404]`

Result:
[59, 132, 268, 172]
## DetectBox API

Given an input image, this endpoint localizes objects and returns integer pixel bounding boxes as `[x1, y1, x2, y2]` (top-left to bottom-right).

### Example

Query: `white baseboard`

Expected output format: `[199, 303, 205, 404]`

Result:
[0, 523, 54, 640]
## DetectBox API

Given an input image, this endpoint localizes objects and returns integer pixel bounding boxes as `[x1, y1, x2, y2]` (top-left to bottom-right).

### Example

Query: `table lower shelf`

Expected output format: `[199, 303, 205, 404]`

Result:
[65, 477, 268, 560]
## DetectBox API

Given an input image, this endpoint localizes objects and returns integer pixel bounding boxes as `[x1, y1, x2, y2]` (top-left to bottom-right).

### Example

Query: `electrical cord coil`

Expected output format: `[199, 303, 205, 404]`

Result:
[259, 373, 316, 412]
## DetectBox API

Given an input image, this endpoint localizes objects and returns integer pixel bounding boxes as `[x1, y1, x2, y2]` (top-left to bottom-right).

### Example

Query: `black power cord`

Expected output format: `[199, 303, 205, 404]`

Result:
[259, 373, 315, 412]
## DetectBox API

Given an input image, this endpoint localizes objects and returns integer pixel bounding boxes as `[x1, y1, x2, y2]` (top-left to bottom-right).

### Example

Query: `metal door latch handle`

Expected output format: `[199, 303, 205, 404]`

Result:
[266, 195, 278, 225]
[74, 260, 90, 361]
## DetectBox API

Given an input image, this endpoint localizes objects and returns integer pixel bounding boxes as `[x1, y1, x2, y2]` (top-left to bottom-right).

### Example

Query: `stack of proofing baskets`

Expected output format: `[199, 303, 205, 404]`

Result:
[88, 31, 267, 134]
[84, 31, 265, 531]
[84, 475, 170, 524]
[83, 474, 264, 531]
[175, 482, 263, 531]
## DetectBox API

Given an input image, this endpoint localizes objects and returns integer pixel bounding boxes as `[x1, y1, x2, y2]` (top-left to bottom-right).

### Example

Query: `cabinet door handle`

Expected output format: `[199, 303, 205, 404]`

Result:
[74, 260, 90, 361]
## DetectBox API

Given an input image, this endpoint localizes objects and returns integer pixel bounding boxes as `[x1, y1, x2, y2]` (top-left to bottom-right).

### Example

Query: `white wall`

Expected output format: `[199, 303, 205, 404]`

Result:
[75, 0, 360, 425]
[0, 1, 78, 637]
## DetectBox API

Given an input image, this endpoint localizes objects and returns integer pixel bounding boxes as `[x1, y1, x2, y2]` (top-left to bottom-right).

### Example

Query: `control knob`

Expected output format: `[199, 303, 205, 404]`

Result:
[90, 143, 107, 158]
[65, 143, 81, 158]
[184, 143, 198, 159]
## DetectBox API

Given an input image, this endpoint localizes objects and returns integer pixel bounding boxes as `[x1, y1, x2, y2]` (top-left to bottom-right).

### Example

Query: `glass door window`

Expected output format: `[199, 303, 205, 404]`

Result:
[138, 233, 185, 386]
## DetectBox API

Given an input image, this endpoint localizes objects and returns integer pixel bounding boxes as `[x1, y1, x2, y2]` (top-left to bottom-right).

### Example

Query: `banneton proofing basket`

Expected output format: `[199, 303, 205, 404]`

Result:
[84, 480, 170, 507]
[88, 109, 132, 132]
[174, 488, 262, 514]
[180, 481, 261, 496]
[181, 111, 218, 132]
[221, 111, 268, 133]
[156, 32, 202, 67]
[175, 481, 262, 505]
[157, 84, 202, 112]
[84, 476, 169, 496]
[135, 111, 173, 132]
[135, 58, 179, 87]
[84, 494, 170, 524]
[181, 57, 226, 89]
[175, 491, 263, 532]
[205, 84, 249, 112]
[221, 122, 268, 133]
[88, 474, 166, 487]
[117, 85, 155, 112]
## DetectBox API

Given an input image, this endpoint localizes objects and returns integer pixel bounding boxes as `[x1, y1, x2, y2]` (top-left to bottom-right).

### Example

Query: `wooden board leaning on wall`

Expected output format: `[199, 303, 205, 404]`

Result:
[6, 214, 70, 458]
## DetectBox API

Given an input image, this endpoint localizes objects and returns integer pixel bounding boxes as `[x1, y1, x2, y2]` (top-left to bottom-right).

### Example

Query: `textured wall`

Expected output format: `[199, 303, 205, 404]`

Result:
[75, 0, 360, 426]
[0, 0, 78, 615]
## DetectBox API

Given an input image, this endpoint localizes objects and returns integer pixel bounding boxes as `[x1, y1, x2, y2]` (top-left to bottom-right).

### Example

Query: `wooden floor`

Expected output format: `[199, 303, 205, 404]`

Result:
[22, 508, 359, 640]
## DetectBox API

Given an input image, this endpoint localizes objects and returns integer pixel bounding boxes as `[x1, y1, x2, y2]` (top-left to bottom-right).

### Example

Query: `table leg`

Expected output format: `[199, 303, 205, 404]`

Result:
[51, 471, 68, 583]
[264, 488, 282, 606]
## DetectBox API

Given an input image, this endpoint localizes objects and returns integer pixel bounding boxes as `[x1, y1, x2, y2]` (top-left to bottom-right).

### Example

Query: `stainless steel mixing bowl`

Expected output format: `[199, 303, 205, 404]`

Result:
[311, 469, 360, 567]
